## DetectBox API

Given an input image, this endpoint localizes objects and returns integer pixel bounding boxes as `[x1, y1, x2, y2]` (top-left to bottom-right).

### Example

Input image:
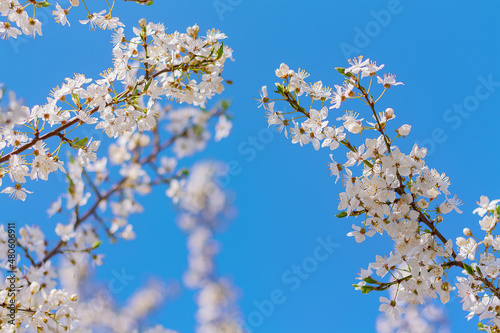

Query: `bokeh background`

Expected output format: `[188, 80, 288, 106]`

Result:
[2, 0, 500, 331]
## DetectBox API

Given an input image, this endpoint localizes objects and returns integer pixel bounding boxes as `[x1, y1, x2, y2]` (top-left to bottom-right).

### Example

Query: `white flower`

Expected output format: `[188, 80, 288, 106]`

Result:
[8, 155, 29, 183]
[379, 297, 405, 319]
[439, 195, 463, 214]
[166, 179, 184, 204]
[53, 3, 70, 26]
[347, 224, 375, 243]
[275, 63, 291, 78]
[79, 10, 106, 30]
[345, 56, 370, 75]
[0, 21, 21, 39]
[473, 196, 500, 217]
[377, 73, 403, 88]
[215, 116, 232, 142]
[22, 18, 42, 38]
[479, 215, 497, 232]
[55, 223, 75, 242]
[337, 112, 363, 134]
[1, 183, 32, 201]
[78, 139, 100, 167]
[47, 196, 62, 218]
[158, 157, 177, 175]
[120, 224, 136, 240]
[257, 86, 268, 108]
[328, 154, 341, 183]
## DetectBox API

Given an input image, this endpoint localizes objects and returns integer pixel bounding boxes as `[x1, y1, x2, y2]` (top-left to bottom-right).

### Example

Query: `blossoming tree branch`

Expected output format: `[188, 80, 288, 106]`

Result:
[0, 0, 245, 330]
[258, 56, 500, 332]
[0, 18, 233, 200]
[1, 0, 153, 38]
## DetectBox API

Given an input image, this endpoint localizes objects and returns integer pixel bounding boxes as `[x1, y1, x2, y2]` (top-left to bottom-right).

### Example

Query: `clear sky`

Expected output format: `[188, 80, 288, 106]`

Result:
[2, 0, 500, 332]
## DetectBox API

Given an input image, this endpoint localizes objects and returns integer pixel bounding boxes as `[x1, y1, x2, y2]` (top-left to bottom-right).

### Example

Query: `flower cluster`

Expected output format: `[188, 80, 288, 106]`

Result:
[376, 303, 449, 333]
[0, 92, 234, 331]
[0, 21, 233, 201]
[174, 162, 243, 333]
[0, 0, 147, 39]
[258, 56, 500, 331]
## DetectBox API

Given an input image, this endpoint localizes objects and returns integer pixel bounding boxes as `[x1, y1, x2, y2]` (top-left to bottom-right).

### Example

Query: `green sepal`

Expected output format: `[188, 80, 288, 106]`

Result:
[71, 93, 80, 106]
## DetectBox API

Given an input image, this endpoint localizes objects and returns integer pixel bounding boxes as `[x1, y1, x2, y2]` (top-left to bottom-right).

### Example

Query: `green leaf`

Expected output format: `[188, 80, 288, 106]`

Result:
[143, 78, 153, 92]
[335, 211, 348, 218]
[335, 67, 345, 75]
[146, 0, 154, 5]
[359, 285, 374, 294]
[35, 1, 51, 7]
[363, 276, 378, 284]
[66, 174, 75, 196]
[132, 80, 140, 96]
[463, 263, 475, 276]
[73, 137, 89, 148]
[216, 42, 224, 59]
[275, 83, 285, 95]
[90, 240, 103, 250]
[476, 265, 483, 277]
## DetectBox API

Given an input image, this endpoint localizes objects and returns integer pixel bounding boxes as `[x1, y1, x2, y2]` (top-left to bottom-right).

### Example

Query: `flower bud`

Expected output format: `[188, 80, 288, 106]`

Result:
[187, 24, 199, 36]
[397, 124, 412, 137]
[138, 134, 150, 147]
[69, 0, 79, 6]
[30, 281, 41, 294]
[385, 108, 394, 118]
[138, 18, 147, 28]
[463, 228, 473, 236]
[70, 294, 78, 301]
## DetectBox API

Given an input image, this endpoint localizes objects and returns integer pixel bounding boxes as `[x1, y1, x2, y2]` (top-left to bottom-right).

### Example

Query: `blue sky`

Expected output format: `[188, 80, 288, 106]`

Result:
[2, 0, 500, 332]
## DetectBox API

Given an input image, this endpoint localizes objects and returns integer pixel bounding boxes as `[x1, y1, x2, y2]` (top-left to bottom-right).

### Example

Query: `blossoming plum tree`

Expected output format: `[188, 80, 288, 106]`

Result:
[258, 57, 500, 332]
[0, 1, 242, 331]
